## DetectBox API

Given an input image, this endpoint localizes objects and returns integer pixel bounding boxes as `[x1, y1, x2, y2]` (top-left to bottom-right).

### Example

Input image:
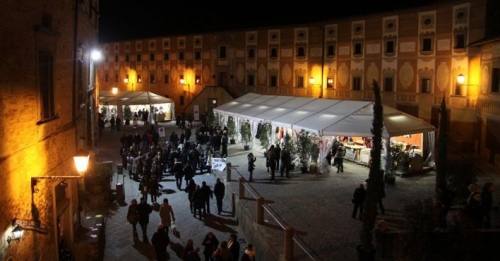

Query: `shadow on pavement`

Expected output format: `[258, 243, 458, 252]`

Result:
[203, 214, 239, 234]
[132, 236, 156, 260]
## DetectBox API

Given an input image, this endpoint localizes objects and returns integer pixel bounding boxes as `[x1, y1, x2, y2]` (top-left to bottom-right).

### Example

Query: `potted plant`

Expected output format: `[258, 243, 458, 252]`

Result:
[240, 121, 252, 150]
[296, 129, 312, 174]
[283, 132, 297, 170]
[207, 109, 218, 127]
[227, 116, 237, 144]
[257, 122, 272, 150]
[123, 105, 132, 125]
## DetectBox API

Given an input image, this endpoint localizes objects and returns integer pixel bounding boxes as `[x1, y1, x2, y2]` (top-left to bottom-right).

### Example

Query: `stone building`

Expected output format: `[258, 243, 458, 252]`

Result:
[0, 0, 99, 260]
[98, 0, 500, 167]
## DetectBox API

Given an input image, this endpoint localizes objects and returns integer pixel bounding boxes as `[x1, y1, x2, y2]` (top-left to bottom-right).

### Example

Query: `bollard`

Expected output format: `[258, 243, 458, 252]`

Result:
[116, 182, 125, 203]
[238, 177, 245, 199]
[256, 197, 264, 225]
[284, 226, 295, 261]
[226, 162, 232, 182]
[231, 193, 236, 216]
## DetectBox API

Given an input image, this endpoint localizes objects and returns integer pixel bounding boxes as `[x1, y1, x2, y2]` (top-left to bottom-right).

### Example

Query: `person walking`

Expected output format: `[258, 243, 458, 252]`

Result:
[193, 185, 206, 219]
[274, 143, 281, 171]
[126, 199, 139, 239]
[185, 179, 197, 213]
[247, 153, 256, 182]
[151, 224, 170, 261]
[183, 239, 195, 261]
[335, 143, 346, 173]
[159, 198, 176, 233]
[201, 231, 219, 261]
[212, 241, 233, 261]
[267, 145, 277, 180]
[280, 145, 292, 178]
[186, 246, 202, 261]
[227, 234, 240, 261]
[244, 244, 256, 261]
[137, 197, 153, 242]
[351, 183, 366, 220]
[201, 181, 214, 214]
[214, 178, 225, 215]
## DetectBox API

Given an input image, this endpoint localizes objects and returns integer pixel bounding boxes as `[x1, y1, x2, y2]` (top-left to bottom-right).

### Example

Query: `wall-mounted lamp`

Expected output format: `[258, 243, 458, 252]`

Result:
[137, 75, 142, 83]
[195, 75, 201, 84]
[124, 75, 129, 83]
[6, 220, 24, 244]
[309, 77, 315, 85]
[457, 74, 465, 85]
[327, 78, 334, 88]
[112, 87, 118, 95]
[455, 74, 466, 96]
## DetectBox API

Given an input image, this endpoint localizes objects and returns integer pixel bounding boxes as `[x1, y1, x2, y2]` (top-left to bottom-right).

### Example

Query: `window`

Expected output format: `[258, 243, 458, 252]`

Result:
[178, 51, 184, 61]
[137, 75, 142, 83]
[326, 43, 335, 57]
[492, 68, 500, 93]
[39, 51, 55, 120]
[114, 55, 118, 62]
[455, 33, 466, 49]
[195, 75, 201, 84]
[247, 74, 255, 86]
[270, 75, 277, 87]
[180, 96, 185, 106]
[353, 42, 363, 55]
[125, 54, 129, 62]
[219, 46, 226, 59]
[352, 76, 362, 91]
[137, 54, 141, 61]
[422, 38, 433, 52]
[269, 47, 278, 58]
[385, 39, 395, 54]
[149, 53, 155, 61]
[327, 77, 334, 88]
[163, 52, 169, 61]
[163, 74, 169, 84]
[384, 77, 393, 92]
[421, 78, 431, 93]
[296, 46, 305, 58]
[150, 73, 155, 83]
[194, 49, 201, 61]
[296, 76, 304, 88]
[247, 47, 255, 59]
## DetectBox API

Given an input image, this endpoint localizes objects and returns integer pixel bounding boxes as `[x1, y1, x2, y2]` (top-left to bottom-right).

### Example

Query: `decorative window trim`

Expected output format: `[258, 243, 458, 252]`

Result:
[269, 45, 279, 59]
[353, 40, 364, 57]
[383, 36, 397, 56]
[295, 43, 307, 59]
[326, 41, 336, 58]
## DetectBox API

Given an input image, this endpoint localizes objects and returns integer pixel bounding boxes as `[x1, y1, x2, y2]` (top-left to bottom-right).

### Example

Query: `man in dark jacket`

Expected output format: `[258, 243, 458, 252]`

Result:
[137, 197, 153, 242]
[151, 224, 170, 261]
[200, 181, 214, 214]
[213, 178, 225, 215]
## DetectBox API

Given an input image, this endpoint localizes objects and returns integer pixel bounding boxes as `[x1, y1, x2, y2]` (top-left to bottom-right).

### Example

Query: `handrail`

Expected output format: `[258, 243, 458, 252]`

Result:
[227, 163, 321, 261]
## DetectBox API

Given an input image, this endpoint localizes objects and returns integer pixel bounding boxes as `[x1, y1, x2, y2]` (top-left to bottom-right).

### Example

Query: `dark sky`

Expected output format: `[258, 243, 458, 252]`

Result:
[98, 1, 441, 43]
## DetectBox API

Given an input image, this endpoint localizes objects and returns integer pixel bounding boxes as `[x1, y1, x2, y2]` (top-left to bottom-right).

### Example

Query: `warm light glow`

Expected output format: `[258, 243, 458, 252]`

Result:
[12, 225, 23, 240]
[73, 149, 90, 175]
[90, 50, 102, 61]
[124, 75, 129, 83]
[112, 87, 118, 94]
[180, 78, 185, 84]
[327, 78, 333, 84]
[309, 77, 315, 84]
[457, 74, 465, 85]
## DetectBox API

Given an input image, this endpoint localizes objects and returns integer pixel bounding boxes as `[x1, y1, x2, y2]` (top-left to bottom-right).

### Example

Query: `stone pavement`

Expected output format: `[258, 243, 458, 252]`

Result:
[92, 121, 500, 261]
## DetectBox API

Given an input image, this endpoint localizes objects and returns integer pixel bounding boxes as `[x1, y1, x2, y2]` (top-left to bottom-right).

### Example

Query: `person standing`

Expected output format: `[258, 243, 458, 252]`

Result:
[335, 143, 346, 173]
[193, 185, 206, 219]
[183, 239, 195, 261]
[221, 131, 229, 158]
[274, 144, 281, 171]
[126, 199, 139, 238]
[214, 178, 225, 215]
[227, 234, 240, 261]
[151, 224, 170, 261]
[247, 153, 256, 182]
[351, 183, 366, 220]
[201, 181, 214, 214]
[159, 198, 176, 233]
[201, 231, 219, 261]
[173, 159, 184, 190]
[115, 116, 121, 132]
[267, 145, 277, 180]
[185, 179, 197, 213]
[244, 244, 256, 261]
[280, 145, 292, 178]
[186, 246, 202, 261]
[137, 197, 153, 242]
[212, 241, 233, 261]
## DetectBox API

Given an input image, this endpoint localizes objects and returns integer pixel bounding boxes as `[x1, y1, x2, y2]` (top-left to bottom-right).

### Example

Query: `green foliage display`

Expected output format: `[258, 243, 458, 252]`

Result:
[296, 129, 312, 167]
[258, 122, 272, 150]
[123, 105, 132, 120]
[283, 132, 298, 165]
[207, 109, 218, 127]
[240, 121, 252, 146]
[227, 116, 236, 139]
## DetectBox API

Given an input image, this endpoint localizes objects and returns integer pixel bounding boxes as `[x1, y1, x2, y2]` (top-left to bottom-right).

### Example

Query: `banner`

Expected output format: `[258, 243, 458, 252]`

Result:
[158, 127, 165, 138]
[193, 105, 200, 121]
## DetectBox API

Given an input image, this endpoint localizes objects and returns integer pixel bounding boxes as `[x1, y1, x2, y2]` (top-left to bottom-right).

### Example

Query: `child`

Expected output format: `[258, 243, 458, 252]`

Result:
[247, 153, 256, 182]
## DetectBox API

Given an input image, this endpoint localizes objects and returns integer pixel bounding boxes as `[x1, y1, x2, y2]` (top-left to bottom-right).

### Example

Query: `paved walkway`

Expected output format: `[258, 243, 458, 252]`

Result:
[93, 121, 500, 261]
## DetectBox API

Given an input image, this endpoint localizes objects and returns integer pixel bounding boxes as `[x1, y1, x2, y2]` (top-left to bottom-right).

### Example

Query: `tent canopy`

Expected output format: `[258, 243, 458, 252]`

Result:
[99, 91, 174, 105]
[214, 93, 435, 138]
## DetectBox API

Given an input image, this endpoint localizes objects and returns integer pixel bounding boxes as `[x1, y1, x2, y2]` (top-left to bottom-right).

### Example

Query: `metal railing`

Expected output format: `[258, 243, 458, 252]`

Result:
[225, 162, 321, 261]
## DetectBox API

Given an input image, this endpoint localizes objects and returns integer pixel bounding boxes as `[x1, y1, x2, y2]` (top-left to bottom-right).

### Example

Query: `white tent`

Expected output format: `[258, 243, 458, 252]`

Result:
[99, 91, 174, 105]
[214, 93, 435, 138]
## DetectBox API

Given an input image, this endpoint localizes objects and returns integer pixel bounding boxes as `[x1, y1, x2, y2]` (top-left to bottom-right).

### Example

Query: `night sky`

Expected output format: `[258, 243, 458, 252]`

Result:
[98, 0, 441, 43]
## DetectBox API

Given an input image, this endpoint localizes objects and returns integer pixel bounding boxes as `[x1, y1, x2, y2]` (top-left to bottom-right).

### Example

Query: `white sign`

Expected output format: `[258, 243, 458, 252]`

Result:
[193, 105, 200, 121]
[158, 127, 165, 138]
[211, 158, 227, 171]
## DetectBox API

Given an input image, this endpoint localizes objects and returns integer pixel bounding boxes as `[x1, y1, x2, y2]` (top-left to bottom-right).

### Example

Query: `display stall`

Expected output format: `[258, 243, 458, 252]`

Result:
[99, 91, 175, 122]
[214, 93, 436, 175]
